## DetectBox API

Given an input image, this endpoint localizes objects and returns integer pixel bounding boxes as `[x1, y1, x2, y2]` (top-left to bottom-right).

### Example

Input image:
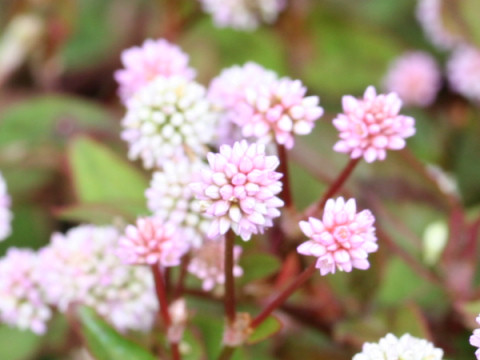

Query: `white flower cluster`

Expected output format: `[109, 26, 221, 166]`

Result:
[0, 248, 51, 334]
[353, 333, 443, 360]
[447, 46, 480, 103]
[0, 171, 12, 241]
[145, 160, 212, 248]
[38, 225, 157, 332]
[121, 76, 219, 169]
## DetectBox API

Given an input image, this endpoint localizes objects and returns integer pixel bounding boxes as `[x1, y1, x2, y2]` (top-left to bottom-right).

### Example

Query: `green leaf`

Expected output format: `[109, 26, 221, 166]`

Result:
[56, 202, 142, 225]
[77, 306, 156, 360]
[238, 253, 280, 285]
[247, 315, 282, 345]
[68, 136, 148, 215]
[0, 325, 42, 360]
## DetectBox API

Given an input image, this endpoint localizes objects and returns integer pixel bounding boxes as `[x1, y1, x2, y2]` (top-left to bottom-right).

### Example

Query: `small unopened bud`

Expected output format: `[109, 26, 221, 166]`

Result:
[167, 298, 188, 343]
[222, 313, 253, 347]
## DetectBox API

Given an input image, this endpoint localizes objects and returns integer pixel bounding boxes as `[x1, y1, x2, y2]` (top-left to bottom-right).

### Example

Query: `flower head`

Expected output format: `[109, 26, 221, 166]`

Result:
[114, 38, 196, 102]
[0, 171, 12, 241]
[447, 46, 480, 103]
[121, 76, 219, 169]
[470, 315, 480, 359]
[297, 197, 377, 276]
[416, 0, 463, 50]
[0, 248, 51, 334]
[145, 160, 212, 248]
[208, 62, 278, 146]
[198, 0, 286, 30]
[333, 86, 415, 163]
[38, 225, 157, 332]
[232, 78, 324, 149]
[191, 140, 283, 241]
[118, 217, 189, 266]
[188, 238, 243, 291]
[383, 52, 441, 107]
[353, 333, 443, 360]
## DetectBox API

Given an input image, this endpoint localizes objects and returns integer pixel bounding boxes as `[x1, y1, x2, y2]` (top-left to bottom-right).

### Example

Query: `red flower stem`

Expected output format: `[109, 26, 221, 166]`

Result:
[151, 265, 171, 327]
[277, 143, 294, 209]
[250, 262, 316, 329]
[217, 346, 235, 360]
[151, 265, 183, 360]
[173, 254, 190, 300]
[224, 230, 236, 324]
[305, 158, 360, 218]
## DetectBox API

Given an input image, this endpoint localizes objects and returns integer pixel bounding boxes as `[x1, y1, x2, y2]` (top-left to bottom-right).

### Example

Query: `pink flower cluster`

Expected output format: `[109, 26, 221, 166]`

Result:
[297, 197, 378, 276]
[0, 248, 51, 334]
[188, 238, 243, 291]
[383, 52, 441, 107]
[118, 217, 189, 266]
[470, 315, 480, 359]
[191, 140, 283, 241]
[333, 86, 415, 163]
[447, 46, 480, 103]
[114, 38, 196, 102]
[208, 62, 277, 146]
[232, 78, 324, 149]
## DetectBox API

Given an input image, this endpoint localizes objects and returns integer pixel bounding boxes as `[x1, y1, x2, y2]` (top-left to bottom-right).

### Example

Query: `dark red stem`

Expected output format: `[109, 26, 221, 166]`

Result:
[224, 230, 236, 324]
[277, 143, 293, 209]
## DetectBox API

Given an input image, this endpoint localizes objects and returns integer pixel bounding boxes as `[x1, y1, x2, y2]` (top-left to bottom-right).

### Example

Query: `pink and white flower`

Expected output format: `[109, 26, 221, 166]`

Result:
[114, 38, 196, 102]
[231, 78, 324, 149]
[188, 238, 243, 291]
[0, 171, 12, 241]
[333, 86, 415, 163]
[383, 52, 441, 107]
[118, 217, 189, 266]
[0, 248, 51, 334]
[208, 62, 278, 146]
[470, 315, 480, 359]
[297, 197, 377, 276]
[447, 46, 480, 103]
[191, 140, 283, 241]
[198, 0, 286, 30]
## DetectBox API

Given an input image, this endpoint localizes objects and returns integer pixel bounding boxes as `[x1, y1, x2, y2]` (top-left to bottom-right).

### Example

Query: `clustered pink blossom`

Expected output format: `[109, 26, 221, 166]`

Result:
[191, 140, 283, 241]
[118, 217, 189, 266]
[114, 38, 196, 102]
[447, 46, 480, 103]
[470, 315, 480, 359]
[231, 78, 324, 149]
[38, 225, 157, 332]
[297, 197, 378, 276]
[0, 248, 51, 334]
[416, 0, 463, 50]
[198, 0, 286, 30]
[188, 238, 243, 291]
[145, 160, 212, 248]
[208, 62, 277, 146]
[0, 171, 12, 241]
[383, 51, 441, 107]
[333, 86, 415, 163]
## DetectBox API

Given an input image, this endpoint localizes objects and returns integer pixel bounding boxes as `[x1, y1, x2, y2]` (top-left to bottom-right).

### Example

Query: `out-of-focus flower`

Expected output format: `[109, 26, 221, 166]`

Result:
[231, 78, 324, 149]
[0, 172, 12, 241]
[191, 140, 283, 241]
[38, 225, 157, 332]
[416, 0, 463, 50]
[447, 46, 480, 103]
[118, 217, 189, 266]
[297, 197, 377, 276]
[333, 86, 415, 163]
[121, 76, 219, 169]
[470, 315, 480, 359]
[198, 0, 286, 30]
[208, 62, 278, 146]
[114, 38, 196, 102]
[353, 333, 444, 360]
[383, 52, 441, 107]
[0, 248, 51, 334]
[145, 160, 212, 248]
[188, 238, 243, 291]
